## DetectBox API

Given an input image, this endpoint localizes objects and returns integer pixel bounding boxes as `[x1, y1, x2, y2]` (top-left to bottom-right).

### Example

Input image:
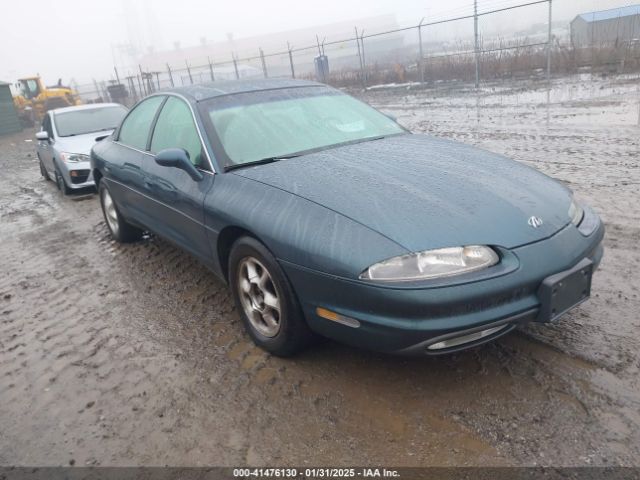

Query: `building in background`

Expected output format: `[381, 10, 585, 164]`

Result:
[0, 81, 22, 136]
[571, 5, 640, 47]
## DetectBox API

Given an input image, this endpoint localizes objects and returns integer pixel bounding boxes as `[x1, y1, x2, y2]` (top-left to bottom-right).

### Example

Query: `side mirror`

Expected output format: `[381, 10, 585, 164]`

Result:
[36, 131, 49, 141]
[154, 148, 203, 181]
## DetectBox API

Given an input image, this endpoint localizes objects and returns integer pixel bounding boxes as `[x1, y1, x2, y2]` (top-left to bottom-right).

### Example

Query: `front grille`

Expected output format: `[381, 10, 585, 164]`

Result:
[424, 285, 533, 317]
[70, 169, 90, 184]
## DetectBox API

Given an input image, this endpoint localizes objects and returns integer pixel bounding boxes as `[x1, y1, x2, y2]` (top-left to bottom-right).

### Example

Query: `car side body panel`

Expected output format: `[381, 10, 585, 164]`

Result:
[37, 113, 55, 174]
[202, 173, 409, 280]
[142, 160, 215, 262]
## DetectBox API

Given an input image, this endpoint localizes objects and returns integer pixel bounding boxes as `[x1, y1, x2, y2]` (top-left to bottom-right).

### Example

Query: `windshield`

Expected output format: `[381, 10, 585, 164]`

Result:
[54, 106, 128, 137]
[201, 87, 405, 167]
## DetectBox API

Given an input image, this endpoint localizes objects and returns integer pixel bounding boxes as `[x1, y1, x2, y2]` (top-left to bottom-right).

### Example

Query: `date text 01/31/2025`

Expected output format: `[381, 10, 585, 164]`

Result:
[232, 468, 400, 478]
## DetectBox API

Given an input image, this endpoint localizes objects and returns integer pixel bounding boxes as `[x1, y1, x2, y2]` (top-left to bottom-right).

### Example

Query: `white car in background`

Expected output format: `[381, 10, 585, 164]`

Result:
[36, 103, 128, 194]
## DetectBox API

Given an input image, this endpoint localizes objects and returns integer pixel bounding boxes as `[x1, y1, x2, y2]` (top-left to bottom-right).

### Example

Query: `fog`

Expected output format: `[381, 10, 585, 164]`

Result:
[0, 0, 632, 85]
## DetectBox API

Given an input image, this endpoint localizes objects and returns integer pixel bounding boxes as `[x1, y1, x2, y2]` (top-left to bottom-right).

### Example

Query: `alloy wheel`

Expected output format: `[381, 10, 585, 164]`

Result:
[102, 189, 120, 236]
[237, 256, 281, 337]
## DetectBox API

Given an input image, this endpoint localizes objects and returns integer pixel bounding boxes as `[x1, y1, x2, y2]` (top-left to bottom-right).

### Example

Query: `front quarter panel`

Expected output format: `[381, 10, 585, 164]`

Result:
[90, 138, 108, 177]
[204, 173, 409, 279]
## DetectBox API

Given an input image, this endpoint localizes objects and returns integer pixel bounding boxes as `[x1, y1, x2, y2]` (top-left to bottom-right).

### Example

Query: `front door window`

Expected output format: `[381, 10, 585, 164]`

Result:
[150, 97, 206, 170]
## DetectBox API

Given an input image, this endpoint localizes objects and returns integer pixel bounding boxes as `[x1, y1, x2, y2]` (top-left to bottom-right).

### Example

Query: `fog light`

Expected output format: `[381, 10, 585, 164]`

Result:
[427, 325, 507, 350]
[316, 307, 360, 328]
[70, 170, 78, 177]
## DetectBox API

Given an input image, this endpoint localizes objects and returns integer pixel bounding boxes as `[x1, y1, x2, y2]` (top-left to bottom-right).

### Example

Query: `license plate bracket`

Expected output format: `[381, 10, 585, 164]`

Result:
[537, 258, 593, 323]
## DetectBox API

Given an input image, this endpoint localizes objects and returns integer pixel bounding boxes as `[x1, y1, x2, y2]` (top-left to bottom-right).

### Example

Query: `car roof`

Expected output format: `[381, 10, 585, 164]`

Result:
[163, 78, 327, 103]
[51, 103, 125, 115]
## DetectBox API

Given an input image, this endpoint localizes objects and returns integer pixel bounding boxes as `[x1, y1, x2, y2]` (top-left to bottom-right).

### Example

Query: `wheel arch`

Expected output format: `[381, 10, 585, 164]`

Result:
[93, 168, 103, 187]
[216, 225, 259, 283]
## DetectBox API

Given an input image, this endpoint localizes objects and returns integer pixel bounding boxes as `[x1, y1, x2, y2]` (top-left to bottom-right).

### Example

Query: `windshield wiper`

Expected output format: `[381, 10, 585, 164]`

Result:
[60, 128, 115, 138]
[224, 153, 302, 172]
[223, 134, 406, 172]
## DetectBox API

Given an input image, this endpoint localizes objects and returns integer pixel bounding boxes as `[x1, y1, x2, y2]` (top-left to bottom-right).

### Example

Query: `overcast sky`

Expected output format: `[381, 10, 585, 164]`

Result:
[0, 0, 632, 85]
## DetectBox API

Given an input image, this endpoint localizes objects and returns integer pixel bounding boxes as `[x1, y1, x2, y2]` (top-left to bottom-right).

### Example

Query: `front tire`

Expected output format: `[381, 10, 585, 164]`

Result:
[229, 236, 315, 356]
[55, 168, 71, 195]
[99, 181, 143, 243]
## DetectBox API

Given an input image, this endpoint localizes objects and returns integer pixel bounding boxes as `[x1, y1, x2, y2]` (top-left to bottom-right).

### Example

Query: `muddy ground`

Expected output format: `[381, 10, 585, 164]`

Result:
[0, 74, 639, 467]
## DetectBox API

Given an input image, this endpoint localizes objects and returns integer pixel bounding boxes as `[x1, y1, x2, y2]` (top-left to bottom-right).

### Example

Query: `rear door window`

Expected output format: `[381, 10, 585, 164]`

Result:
[117, 96, 165, 150]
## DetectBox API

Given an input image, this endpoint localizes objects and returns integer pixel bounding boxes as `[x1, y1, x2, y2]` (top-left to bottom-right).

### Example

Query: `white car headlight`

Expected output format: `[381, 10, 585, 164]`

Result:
[568, 198, 584, 226]
[359, 246, 499, 282]
[60, 152, 90, 163]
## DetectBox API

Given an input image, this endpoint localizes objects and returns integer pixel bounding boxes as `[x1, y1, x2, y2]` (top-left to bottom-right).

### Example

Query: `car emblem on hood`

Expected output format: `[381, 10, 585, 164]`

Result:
[528, 216, 543, 228]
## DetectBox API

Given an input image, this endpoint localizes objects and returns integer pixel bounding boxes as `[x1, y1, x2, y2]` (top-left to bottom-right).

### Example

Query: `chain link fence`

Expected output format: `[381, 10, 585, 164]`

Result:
[75, 0, 640, 109]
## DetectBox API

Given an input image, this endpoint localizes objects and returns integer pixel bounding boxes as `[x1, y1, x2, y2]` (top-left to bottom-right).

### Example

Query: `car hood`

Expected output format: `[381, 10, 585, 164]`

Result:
[232, 134, 572, 252]
[55, 130, 114, 155]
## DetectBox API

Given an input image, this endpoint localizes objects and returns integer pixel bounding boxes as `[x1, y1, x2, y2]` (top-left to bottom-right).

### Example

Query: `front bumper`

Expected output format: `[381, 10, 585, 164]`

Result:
[61, 161, 95, 189]
[282, 217, 604, 355]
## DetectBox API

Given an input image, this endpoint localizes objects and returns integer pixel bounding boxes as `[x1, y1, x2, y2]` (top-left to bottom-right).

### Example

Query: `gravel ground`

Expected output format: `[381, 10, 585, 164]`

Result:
[0, 74, 638, 467]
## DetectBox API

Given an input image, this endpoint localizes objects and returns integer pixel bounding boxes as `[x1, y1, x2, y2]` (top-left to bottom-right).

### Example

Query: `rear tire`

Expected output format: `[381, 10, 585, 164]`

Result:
[99, 181, 143, 243]
[229, 236, 315, 356]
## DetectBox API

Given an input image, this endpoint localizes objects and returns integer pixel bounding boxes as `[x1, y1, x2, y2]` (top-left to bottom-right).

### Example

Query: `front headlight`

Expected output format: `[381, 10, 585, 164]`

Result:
[568, 198, 584, 226]
[60, 152, 90, 163]
[359, 245, 499, 282]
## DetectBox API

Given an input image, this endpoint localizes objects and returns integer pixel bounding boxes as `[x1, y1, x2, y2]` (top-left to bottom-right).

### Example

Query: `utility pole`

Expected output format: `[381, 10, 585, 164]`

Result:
[360, 32, 367, 87]
[418, 18, 425, 84]
[126, 76, 138, 103]
[474, 0, 480, 88]
[232, 53, 240, 80]
[637, 79, 640, 126]
[185, 60, 193, 85]
[260, 48, 268, 78]
[136, 75, 144, 98]
[138, 65, 147, 95]
[287, 42, 295, 78]
[208, 56, 215, 82]
[355, 27, 366, 89]
[166, 64, 174, 87]
[546, 0, 552, 85]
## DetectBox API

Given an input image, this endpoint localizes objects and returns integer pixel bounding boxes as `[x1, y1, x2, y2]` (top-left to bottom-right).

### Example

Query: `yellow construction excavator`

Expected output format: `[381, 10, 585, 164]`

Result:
[12, 76, 82, 126]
